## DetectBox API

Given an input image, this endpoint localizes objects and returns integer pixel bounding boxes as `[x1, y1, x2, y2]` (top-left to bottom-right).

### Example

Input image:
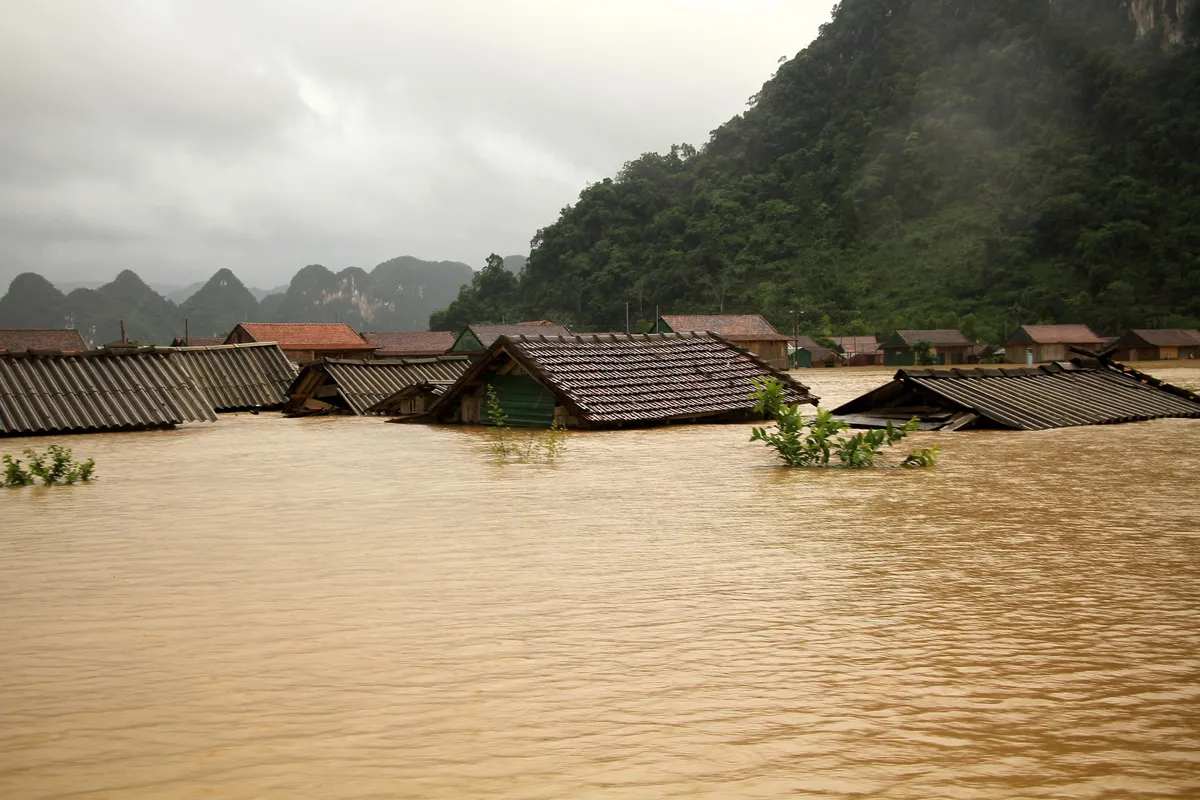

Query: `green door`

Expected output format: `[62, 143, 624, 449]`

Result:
[487, 374, 556, 428]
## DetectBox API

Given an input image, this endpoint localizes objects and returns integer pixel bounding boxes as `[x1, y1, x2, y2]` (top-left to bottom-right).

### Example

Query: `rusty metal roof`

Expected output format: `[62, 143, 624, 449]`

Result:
[283, 356, 471, 416]
[170, 342, 297, 412]
[660, 314, 791, 341]
[1116, 329, 1200, 348]
[0, 349, 217, 436]
[0, 329, 88, 353]
[429, 332, 816, 427]
[1011, 324, 1106, 345]
[890, 329, 976, 347]
[833, 361, 1200, 431]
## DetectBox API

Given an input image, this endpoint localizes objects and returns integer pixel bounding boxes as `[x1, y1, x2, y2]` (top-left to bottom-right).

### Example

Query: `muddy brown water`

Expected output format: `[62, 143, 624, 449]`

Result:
[2, 365, 1199, 799]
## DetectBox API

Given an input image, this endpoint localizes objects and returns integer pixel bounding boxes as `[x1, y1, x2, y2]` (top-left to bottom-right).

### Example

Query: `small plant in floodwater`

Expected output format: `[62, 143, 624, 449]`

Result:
[749, 377, 939, 469]
[2, 445, 96, 487]
[484, 383, 567, 464]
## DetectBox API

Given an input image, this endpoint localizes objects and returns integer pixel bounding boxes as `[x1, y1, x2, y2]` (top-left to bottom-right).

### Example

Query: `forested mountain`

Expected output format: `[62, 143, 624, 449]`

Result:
[433, 0, 1200, 342]
[0, 256, 480, 346]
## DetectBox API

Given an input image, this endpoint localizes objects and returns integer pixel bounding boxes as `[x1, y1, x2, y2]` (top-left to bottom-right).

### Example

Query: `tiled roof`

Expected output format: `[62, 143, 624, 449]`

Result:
[1119, 329, 1200, 348]
[891, 329, 976, 347]
[0, 349, 216, 435]
[466, 324, 573, 348]
[1013, 324, 1105, 344]
[283, 356, 471, 416]
[362, 331, 455, 356]
[171, 342, 297, 411]
[431, 332, 817, 427]
[834, 335, 880, 354]
[170, 336, 226, 347]
[0, 328, 88, 353]
[229, 323, 376, 350]
[660, 314, 791, 341]
[834, 360, 1200, 431]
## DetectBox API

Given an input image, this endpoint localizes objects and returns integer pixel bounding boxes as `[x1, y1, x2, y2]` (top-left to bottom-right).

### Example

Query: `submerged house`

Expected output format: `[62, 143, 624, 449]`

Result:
[225, 323, 378, 362]
[423, 332, 816, 429]
[832, 359, 1200, 431]
[361, 331, 456, 358]
[882, 330, 976, 366]
[449, 323, 573, 353]
[170, 342, 297, 412]
[1111, 329, 1200, 361]
[282, 356, 471, 416]
[835, 336, 883, 367]
[792, 336, 840, 368]
[0, 348, 216, 436]
[1004, 324, 1106, 365]
[657, 314, 792, 370]
[0, 328, 88, 354]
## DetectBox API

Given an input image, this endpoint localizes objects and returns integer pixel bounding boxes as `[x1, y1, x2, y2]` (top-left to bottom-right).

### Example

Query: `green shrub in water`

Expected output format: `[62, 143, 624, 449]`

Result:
[2, 445, 96, 487]
[749, 377, 940, 469]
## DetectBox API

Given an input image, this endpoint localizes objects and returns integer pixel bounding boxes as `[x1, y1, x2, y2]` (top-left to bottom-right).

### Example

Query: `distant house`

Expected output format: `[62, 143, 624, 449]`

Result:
[792, 336, 840, 368]
[1111, 329, 1200, 361]
[882, 330, 976, 366]
[170, 335, 225, 348]
[449, 323, 573, 353]
[1004, 324, 1106, 365]
[833, 359, 1200, 431]
[424, 332, 817, 429]
[282, 356, 471, 416]
[0, 328, 88, 354]
[224, 323, 378, 362]
[834, 336, 883, 367]
[657, 314, 791, 370]
[361, 331, 456, 358]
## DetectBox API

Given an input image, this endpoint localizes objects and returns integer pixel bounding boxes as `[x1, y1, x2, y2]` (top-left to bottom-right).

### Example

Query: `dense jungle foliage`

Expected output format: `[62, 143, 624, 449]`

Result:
[432, 0, 1200, 343]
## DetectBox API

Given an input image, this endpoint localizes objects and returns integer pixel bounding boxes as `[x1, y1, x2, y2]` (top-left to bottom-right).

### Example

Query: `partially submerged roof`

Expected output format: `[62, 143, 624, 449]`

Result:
[834, 335, 880, 355]
[0, 349, 216, 436]
[1115, 329, 1200, 348]
[452, 323, 573, 351]
[833, 360, 1200, 431]
[1009, 324, 1106, 345]
[170, 342, 297, 412]
[659, 314, 791, 342]
[283, 356, 471, 416]
[794, 336, 838, 361]
[887, 329, 975, 347]
[361, 330, 456, 357]
[367, 380, 457, 415]
[170, 335, 225, 348]
[227, 322, 377, 352]
[427, 332, 816, 428]
[0, 328, 88, 354]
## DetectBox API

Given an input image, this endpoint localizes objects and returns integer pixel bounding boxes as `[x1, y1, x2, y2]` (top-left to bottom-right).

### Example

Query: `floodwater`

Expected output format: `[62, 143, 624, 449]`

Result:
[2, 365, 1199, 799]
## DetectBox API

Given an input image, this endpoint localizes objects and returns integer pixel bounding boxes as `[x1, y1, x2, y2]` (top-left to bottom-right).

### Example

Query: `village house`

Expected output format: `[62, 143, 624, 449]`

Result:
[1111, 329, 1200, 361]
[656, 314, 791, 370]
[224, 323, 378, 362]
[882, 330, 976, 366]
[1004, 324, 1106, 364]
[449, 323, 573, 353]
[833, 358, 1200, 431]
[361, 331, 456, 358]
[169, 342, 297, 412]
[424, 332, 816, 429]
[834, 335, 884, 366]
[283, 356, 471, 416]
[791, 336, 840, 368]
[0, 328, 88, 354]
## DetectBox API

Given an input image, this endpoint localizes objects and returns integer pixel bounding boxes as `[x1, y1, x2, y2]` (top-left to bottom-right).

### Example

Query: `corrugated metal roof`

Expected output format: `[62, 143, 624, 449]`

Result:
[170, 342, 297, 412]
[833, 361, 1200, 431]
[429, 332, 817, 428]
[660, 314, 791, 341]
[0, 349, 217, 436]
[1118, 329, 1200, 348]
[1013, 324, 1106, 345]
[284, 356, 471, 416]
[891, 329, 975, 347]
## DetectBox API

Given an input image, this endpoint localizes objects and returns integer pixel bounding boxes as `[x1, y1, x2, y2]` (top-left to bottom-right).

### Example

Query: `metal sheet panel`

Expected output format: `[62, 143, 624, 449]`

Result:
[171, 343, 297, 411]
[288, 357, 471, 415]
[0, 350, 217, 436]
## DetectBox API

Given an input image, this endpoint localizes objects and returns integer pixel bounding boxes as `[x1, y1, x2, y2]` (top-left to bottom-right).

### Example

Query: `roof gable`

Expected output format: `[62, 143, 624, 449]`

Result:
[887, 329, 975, 347]
[283, 356, 471, 415]
[228, 323, 376, 350]
[454, 324, 573, 351]
[1010, 324, 1105, 345]
[1117, 329, 1200, 348]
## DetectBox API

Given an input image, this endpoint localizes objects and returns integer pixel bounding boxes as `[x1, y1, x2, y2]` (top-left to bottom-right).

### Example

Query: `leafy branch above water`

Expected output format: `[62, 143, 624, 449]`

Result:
[748, 378, 940, 469]
[484, 384, 566, 463]
[3, 445, 97, 487]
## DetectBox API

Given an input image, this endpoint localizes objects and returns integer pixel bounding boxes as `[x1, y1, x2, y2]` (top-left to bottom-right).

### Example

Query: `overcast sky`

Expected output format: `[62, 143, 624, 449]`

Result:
[1, 0, 835, 290]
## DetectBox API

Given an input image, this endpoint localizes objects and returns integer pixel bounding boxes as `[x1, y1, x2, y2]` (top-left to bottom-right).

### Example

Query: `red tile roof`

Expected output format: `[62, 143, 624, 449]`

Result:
[362, 331, 456, 356]
[0, 328, 88, 353]
[1014, 325, 1106, 344]
[660, 314, 791, 341]
[227, 323, 376, 350]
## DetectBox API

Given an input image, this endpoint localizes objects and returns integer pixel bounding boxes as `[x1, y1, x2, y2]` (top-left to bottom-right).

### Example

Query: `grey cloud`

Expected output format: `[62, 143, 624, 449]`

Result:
[0, 0, 834, 290]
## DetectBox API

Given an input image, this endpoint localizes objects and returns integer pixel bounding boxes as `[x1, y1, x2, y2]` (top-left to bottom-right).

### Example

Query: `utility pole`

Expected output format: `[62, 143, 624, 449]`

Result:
[184, 317, 189, 346]
[625, 302, 630, 335]
[120, 320, 126, 344]
[655, 305, 660, 334]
